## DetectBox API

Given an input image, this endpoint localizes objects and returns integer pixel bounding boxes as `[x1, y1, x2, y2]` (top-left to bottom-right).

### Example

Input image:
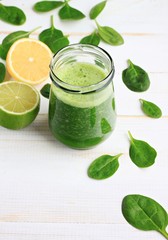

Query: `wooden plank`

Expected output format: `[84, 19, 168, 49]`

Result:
[0, 116, 167, 224]
[0, 0, 168, 239]
[0, 222, 165, 240]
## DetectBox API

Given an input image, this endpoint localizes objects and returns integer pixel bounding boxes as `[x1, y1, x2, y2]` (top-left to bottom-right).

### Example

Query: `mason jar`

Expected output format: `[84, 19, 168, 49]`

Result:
[49, 44, 116, 149]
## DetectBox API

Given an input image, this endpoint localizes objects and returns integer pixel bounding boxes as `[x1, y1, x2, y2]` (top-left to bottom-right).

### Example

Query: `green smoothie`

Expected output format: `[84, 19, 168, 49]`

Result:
[49, 62, 116, 149]
[56, 62, 106, 86]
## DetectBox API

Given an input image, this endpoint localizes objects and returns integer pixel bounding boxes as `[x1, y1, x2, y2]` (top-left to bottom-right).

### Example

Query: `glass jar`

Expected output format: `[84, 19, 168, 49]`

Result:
[49, 44, 116, 149]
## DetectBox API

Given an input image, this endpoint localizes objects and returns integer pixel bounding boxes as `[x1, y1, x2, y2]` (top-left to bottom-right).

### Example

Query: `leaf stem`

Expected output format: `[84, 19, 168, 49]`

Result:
[128, 131, 134, 142]
[159, 229, 168, 239]
[29, 26, 41, 35]
[95, 19, 99, 28]
[128, 59, 133, 66]
[93, 29, 98, 34]
[116, 153, 123, 158]
[139, 99, 143, 104]
[51, 15, 54, 28]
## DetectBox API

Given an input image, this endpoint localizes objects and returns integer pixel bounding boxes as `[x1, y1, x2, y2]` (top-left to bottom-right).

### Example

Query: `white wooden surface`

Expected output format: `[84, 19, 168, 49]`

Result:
[0, 0, 168, 239]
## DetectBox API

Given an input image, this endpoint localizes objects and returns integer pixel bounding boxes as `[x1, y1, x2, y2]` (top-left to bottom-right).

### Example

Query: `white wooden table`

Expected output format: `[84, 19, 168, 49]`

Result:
[0, 0, 168, 239]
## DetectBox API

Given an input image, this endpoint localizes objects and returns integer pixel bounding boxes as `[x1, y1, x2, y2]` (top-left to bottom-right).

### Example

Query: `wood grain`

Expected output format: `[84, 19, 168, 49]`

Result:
[0, 0, 168, 239]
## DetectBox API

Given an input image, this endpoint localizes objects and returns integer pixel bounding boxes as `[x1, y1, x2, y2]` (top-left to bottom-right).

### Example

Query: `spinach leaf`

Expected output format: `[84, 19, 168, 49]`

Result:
[87, 154, 122, 180]
[39, 16, 69, 53]
[101, 118, 112, 134]
[40, 83, 51, 99]
[0, 27, 40, 60]
[50, 36, 69, 53]
[140, 99, 162, 119]
[0, 45, 3, 58]
[0, 45, 8, 60]
[122, 60, 150, 92]
[89, 0, 107, 19]
[0, 3, 26, 25]
[90, 107, 96, 127]
[59, 2, 85, 20]
[33, 1, 64, 12]
[79, 31, 100, 46]
[128, 131, 157, 168]
[96, 21, 124, 46]
[122, 194, 168, 239]
[0, 62, 6, 83]
[112, 98, 116, 111]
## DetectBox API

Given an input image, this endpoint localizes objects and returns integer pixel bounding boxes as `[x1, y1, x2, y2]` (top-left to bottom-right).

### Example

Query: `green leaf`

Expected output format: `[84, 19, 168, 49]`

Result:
[101, 118, 112, 134]
[33, 1, 64, 12]
[96, 21, 124, 46]
[112, 98, 116, 111]
[40, 83, 51, 99]
[122, 60, 150, 92]
[139, 99, 162, 119]
[0, 3, 26, 25]
[90, 107, 96, 127]
[39, 16, 69, 53]
[59, 3, 85, 20]
[128, 131, 157, 168]
[0, 44, 3, 58]
[87, 154, 122, 180]
[49, 36, 69, 53]
[0, 27, 40, 60]
[122, 194, 168, 239]
[0, 62, 6, 83]
[79, 32, 100, 46]
[89, 0, 107, 19]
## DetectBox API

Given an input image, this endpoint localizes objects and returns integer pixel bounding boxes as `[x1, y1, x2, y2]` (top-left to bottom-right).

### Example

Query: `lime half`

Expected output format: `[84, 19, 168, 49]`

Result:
[0, 81, 40, 130]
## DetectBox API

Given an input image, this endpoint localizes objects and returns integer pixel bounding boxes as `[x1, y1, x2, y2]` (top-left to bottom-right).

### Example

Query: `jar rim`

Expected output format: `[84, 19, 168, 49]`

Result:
[50, 43, 115, 94]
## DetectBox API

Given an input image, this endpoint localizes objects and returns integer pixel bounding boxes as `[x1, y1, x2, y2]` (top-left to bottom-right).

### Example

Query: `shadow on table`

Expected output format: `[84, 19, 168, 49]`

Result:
[30, 114, 67, 150]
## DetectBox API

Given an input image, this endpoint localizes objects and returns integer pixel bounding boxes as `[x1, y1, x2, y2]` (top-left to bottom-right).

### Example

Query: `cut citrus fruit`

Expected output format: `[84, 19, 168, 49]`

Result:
[0, 81, 40, 130]
[6, 38, 52, 85]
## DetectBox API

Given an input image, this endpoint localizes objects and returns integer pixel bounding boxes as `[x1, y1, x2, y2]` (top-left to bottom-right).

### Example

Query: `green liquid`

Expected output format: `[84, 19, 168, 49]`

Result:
[49, 62, 116, 149]
[56, 62, 106, 86]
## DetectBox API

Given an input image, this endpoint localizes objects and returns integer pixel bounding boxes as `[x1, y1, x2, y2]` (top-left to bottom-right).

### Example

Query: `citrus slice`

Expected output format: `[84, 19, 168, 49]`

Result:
[0, 81, 40, 130]
[6, 38, 52, 85]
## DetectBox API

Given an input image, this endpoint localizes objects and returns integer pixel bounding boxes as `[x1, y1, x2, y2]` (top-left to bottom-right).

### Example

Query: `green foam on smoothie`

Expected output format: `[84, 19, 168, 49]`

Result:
[52, 61, 112, 108]
[55, 62, 107, 86]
